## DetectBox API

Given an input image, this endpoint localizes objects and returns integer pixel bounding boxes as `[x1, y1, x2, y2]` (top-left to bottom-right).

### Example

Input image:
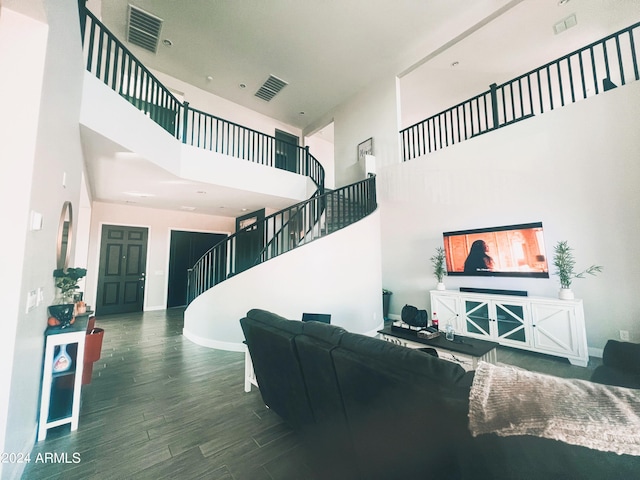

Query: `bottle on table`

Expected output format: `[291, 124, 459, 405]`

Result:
[431, 312, 439, 330]
[445, 323, 455, 341]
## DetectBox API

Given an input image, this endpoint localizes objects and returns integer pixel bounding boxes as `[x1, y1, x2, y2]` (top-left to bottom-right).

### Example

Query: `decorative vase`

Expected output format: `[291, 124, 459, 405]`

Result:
[52, 344, 72, 373]
[558, 288, 574, 300]
[48, 304, 75, 328]
[436, 282, 446, 291]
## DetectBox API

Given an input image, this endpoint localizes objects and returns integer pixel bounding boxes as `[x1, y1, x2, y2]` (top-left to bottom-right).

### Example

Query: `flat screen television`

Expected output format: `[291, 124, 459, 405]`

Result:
[443, 222, 549, 278]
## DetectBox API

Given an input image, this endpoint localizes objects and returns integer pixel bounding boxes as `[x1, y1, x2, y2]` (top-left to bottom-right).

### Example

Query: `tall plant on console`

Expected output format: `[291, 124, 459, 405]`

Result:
[431, 246, 447, 290]
[553, 241, 602, 300]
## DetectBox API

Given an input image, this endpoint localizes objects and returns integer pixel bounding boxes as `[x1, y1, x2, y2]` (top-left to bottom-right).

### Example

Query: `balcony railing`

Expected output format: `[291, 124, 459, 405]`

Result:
[401, 21, 640, 161]
[186, 175, 377, 304]
[79, 6, 324, 191]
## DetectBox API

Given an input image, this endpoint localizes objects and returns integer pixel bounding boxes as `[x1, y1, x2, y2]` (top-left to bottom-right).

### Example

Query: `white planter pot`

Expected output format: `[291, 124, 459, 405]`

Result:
[558, 288, 574, 300]
[436, 282, 446, 291]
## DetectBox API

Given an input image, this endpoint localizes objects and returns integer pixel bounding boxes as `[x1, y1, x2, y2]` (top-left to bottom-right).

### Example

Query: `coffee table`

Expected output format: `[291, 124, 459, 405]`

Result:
[378, 327, 498, 371]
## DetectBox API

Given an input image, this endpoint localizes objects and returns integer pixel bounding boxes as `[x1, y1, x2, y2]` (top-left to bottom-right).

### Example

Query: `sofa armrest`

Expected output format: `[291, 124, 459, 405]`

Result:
[602, 340, 640, 374]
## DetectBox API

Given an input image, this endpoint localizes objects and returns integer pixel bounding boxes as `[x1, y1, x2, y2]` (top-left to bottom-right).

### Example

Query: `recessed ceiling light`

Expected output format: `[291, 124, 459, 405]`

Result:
[451, 61, 460, 67]
[162, 39, 173, 47]
[126, 192, 154, 198]
[241, 208, 248, 212]
[558, 0, 570, 5]
[299, 111, 305, 115]
[239, 83, 246, 89]
[206, 76, 213, 82]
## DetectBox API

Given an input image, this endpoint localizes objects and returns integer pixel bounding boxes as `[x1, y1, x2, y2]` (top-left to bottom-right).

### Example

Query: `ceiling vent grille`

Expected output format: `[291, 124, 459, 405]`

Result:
[127, 5, 163, 53]
[254, 75, 288, 102]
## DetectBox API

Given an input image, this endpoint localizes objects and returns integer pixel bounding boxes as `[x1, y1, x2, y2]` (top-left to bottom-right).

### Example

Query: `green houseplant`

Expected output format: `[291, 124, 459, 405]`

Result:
[552, 241, 602, 299]
[53, 267, 87, 304]
[431, 246, 447, 290]
[48, 268, 87, 327]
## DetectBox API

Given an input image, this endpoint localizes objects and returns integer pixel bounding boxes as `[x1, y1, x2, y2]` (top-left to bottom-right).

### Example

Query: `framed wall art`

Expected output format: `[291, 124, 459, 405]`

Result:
[357, 137, 373, 162]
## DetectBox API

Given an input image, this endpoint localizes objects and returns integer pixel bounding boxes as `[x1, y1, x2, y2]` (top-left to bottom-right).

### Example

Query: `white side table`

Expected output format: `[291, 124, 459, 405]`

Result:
[37, 315, 90, 441]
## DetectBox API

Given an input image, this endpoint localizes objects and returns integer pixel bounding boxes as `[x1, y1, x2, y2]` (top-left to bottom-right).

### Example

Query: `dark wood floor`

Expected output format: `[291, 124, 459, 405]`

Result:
[24, 309, 601, 479]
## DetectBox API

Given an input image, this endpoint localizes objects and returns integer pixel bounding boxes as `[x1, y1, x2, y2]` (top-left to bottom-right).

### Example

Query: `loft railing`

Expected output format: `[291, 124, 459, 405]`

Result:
[401, 21, 640, 161]
[78, 5, 324, 191]
[186, 176, 377, 304]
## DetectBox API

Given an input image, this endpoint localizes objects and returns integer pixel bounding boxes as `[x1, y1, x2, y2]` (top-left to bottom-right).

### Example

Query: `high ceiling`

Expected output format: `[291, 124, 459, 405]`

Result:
[92, 0, 639, 132]
[95, 0, 525, 131]
[35, 0, 639, 216]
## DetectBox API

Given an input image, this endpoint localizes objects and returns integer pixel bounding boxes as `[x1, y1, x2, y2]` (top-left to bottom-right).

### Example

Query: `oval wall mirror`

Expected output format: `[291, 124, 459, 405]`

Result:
[56, 201, 73, 270]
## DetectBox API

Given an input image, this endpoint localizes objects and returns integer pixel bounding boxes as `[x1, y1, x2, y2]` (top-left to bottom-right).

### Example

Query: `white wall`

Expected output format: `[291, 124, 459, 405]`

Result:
[85, 202, 236, 311]
[0, 1, 85, 478]
[184, 211, 384, 350]
[305, 129, 336, 190]
[0, 7, 48, 479]
[330, 76, 401, 187]
[378, 80, 640, 353]
[81, 74, 314, 203]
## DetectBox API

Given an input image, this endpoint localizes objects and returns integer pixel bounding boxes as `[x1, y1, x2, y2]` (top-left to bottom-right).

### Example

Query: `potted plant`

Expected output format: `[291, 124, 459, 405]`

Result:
[431, 246, 447, 290]
[552, 241, 602, 299]
[53, 267, 87, 303]
[49, 268, 87, 327]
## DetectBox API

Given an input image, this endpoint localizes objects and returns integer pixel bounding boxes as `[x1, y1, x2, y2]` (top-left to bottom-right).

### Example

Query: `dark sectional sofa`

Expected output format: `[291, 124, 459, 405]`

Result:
[240, 309, 640, 480]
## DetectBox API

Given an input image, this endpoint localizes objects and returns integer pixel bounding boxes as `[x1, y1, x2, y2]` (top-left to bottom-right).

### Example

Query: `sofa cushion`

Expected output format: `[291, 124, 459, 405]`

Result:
[295, 321, 358, 479]
[240, 311, 313, 430]
[330, 332, 470, 479]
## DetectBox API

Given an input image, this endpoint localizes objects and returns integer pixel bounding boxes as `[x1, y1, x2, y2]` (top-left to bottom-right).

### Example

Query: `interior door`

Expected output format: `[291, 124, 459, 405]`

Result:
[234, 209, 265, 274]
[167, 230, 227, 308]
[96, 225, 148, 315]
[275, 130, 299, 173]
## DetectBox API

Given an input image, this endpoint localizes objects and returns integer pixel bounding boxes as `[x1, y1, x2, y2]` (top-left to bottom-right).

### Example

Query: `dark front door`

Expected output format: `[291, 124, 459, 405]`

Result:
[235, 209, 265, 274]
[167, 230, 227, 308]
[96, 225, 148, 315]
[275, 130, 299, 173]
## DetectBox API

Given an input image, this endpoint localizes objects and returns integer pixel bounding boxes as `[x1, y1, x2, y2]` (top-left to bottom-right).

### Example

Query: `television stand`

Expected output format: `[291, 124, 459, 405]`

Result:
[430, 290, 589, 367]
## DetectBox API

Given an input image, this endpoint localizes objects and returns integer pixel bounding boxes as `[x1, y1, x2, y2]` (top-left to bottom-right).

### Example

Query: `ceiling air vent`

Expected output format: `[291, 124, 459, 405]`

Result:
[127, 4, 163, 53]
[254, 75, 288, 102]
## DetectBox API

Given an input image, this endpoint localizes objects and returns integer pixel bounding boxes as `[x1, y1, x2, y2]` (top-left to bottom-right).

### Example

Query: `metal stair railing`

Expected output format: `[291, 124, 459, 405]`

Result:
[401, 21, 640, 161]
[186, 176, 377, 304]
[78, 4, 325, 191]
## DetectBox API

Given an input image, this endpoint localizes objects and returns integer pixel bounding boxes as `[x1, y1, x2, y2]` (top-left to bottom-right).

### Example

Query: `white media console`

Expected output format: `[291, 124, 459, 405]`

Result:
[430, 289, 589, 367]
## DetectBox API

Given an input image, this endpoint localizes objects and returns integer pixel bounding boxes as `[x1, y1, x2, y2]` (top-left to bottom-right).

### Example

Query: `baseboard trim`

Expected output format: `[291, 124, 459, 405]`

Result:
[588, 346, 604, 359]
[182, 329, 245, 352]
[144, 305, 166, 312]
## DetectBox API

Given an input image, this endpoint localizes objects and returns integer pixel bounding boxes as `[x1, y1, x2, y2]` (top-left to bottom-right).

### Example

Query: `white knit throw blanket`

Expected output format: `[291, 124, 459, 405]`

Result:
[468, 361, 640, 456]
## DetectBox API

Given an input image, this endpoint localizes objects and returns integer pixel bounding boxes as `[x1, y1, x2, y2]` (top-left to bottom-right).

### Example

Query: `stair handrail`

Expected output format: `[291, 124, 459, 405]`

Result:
[79, 4, 325, 191]
[187, 176, 376, 304]
[401, 20, 640, 161]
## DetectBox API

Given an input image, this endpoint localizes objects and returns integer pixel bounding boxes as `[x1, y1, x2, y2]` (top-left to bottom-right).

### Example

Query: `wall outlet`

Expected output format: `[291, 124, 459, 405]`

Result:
[620, 330, 630, 341]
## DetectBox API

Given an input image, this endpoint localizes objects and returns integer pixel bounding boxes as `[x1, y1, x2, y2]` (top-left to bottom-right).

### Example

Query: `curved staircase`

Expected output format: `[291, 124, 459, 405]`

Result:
[80, 4, 383, 350]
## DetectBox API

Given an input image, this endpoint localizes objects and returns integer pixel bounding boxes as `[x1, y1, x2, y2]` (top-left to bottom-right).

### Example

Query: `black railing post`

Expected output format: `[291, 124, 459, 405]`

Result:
[181, 101, 189, 144]
[489, 83, 499, 130]
[186, 268, 193, 304]
[78, 0, 87, 40]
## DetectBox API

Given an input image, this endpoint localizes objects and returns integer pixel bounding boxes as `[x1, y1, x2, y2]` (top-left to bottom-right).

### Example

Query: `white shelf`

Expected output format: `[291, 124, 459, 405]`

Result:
[37, 316, 89, 441]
